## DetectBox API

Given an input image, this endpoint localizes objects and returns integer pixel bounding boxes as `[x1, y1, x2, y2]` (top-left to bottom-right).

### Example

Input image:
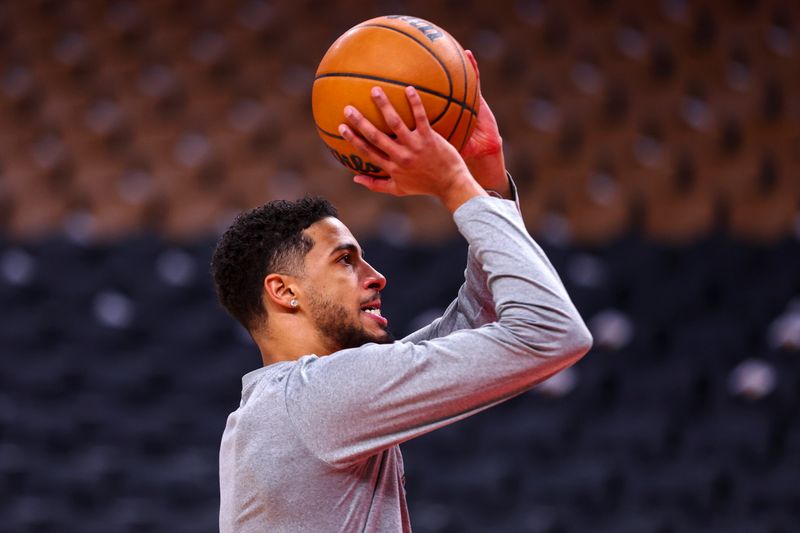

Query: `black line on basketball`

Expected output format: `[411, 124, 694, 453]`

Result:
[314, 73, 478, 117]
[316, 126, 398, 141]
[444, 35, 468, 142]
[458, 61, 481, 152]
[357, 24, 453, 97]
[317, 126, 344, 140]
[351, 23, 454, 125]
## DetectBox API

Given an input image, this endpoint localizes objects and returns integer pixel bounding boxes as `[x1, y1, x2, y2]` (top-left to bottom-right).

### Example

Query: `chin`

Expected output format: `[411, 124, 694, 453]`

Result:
[338, 328, 394, 351]
[371, 330, 394, 345]
[311, 300, 394, 351]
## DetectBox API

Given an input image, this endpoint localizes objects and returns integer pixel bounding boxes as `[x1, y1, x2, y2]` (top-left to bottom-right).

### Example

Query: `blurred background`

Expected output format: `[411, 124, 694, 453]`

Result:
[0, 0, 798, 531]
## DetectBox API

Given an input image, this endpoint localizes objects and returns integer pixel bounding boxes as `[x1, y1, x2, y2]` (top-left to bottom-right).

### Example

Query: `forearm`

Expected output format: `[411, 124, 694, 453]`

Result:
[403, 176, 519, 343]
[454, 196, 591, 357]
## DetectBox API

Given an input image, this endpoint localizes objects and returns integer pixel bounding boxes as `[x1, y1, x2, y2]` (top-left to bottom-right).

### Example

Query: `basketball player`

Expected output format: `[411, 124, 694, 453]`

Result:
[213, 54, 592, 532]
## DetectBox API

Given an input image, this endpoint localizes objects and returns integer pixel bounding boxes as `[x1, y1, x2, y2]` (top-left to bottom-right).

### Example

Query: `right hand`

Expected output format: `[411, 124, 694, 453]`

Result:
[459, 51, 510, 199]
[338, 86, 486, 212]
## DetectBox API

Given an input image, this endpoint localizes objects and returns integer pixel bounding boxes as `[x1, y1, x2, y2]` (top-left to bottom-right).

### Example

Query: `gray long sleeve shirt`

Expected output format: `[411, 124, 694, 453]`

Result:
[218, 195, 593, 532]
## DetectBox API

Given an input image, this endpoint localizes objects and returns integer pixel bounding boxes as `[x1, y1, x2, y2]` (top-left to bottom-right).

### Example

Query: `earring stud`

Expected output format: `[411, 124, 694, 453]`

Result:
[290, 299, 298, 308]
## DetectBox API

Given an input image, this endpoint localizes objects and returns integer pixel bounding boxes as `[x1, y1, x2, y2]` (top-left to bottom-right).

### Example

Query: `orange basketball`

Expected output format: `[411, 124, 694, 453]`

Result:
[312, 15, 480, 178]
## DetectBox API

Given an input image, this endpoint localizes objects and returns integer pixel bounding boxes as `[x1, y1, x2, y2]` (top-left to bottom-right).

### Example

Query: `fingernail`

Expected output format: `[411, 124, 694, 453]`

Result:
[405, 86, 415, 96]
[344, 106, 355, 118]
[338, 124, 347, 136]
[371, 87, 381, 98]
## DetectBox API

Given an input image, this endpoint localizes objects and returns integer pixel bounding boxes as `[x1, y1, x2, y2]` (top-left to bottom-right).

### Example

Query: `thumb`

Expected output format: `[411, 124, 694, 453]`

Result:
[353, 175, 400, 195]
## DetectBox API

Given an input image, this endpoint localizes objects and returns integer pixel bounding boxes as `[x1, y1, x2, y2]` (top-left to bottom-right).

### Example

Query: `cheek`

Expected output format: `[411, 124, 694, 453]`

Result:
[310, 273, 358, 301]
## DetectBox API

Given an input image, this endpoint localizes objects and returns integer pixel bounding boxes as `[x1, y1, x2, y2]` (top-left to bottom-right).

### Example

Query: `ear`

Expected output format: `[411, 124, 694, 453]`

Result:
[264, 273, 299, 311]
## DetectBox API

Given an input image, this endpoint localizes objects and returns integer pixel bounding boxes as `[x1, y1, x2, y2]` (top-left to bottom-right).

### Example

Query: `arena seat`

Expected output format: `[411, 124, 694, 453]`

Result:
[1, 1, 800, 531]
[0, 188, 797, 531]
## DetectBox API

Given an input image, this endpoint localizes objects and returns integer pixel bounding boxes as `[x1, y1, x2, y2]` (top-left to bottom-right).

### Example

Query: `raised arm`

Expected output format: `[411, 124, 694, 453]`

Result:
[277, 84, 592, 467]
[284, 197, 592, 467]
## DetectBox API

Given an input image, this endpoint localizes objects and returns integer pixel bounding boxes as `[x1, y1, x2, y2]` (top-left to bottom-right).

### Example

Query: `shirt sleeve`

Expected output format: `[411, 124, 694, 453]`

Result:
[403, 175, 555, 343]
[283, 195, 593, 468]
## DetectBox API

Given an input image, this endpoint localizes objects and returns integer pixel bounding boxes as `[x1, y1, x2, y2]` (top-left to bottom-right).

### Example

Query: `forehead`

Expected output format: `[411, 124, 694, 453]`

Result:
[304, 217, 358, 255]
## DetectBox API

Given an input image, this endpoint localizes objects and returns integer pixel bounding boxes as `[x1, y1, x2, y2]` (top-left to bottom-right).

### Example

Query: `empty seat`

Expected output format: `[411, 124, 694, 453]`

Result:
[0, 3, 799, 531]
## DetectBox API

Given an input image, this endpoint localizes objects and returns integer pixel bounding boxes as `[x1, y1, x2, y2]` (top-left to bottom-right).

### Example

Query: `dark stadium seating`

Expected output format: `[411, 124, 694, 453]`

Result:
[1, 232, 798, 531]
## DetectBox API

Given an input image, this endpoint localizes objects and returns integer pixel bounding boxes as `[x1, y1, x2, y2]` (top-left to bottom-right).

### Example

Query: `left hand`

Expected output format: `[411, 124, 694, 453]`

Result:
[339, 86, 486, 213]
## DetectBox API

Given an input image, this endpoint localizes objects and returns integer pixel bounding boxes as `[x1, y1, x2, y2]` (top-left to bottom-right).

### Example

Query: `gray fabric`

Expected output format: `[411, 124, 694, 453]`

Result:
[219, 195, 593, 532]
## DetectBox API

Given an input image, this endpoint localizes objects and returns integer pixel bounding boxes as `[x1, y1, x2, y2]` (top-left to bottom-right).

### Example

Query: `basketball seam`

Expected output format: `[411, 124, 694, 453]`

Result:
[314, 72, 478, 125]
[459, 59, 480, 152]
[316, 125, 346, 140]
[445, 34, 468, 143]
[356, 23, 454, 125]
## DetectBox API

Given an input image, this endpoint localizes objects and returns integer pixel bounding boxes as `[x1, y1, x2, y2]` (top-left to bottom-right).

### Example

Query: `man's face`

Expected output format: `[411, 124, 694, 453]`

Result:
[299, 217, 393, 352]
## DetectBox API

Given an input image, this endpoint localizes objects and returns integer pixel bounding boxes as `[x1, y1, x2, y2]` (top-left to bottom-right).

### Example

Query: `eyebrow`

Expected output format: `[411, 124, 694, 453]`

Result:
[329, 243, 364, 257]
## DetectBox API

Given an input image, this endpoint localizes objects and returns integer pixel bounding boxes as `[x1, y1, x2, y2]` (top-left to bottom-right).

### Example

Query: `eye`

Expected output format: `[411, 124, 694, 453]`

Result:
[338, 253, 353, 265]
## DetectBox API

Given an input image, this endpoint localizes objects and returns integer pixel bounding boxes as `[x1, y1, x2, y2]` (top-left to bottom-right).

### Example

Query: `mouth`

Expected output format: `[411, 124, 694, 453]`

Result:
[361, 301, 388, 328]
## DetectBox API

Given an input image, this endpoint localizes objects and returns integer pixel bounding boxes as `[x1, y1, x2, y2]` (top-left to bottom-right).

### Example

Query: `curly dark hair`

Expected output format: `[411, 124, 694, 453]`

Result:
[211, 197, 338, 331]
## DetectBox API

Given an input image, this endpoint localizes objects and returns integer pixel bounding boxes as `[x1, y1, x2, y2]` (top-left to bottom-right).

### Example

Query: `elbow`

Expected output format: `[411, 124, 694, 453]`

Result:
[507, 312, 593, 362]
[567, 320, 593, 360]
[544, 318, 593, 363]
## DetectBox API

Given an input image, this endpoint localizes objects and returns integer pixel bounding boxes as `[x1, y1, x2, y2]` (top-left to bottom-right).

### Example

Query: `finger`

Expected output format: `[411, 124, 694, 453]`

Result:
[353, 174, 400, 195]
[339, 123, 390, 169]
[404, 86, 430, 131]
[343, 105, 400, 157]
[464, 50, 483, 106]
[465, 50, 481, 83]
[370, 87, 412, 140]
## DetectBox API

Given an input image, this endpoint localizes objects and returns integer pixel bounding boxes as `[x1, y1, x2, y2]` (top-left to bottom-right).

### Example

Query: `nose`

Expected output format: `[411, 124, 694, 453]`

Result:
[362, 261, 387, 291]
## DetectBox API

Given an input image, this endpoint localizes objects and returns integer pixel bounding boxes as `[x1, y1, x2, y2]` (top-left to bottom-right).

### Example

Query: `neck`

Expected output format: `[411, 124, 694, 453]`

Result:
[252, 318, 334, 366]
